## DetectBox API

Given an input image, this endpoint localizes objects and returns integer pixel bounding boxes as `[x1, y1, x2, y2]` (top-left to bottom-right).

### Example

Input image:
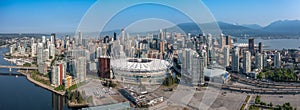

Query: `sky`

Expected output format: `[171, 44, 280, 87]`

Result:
[0, 0, 300, 33]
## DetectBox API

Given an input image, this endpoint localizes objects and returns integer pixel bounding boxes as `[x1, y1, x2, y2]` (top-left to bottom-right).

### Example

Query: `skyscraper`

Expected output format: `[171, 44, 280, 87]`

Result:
[31, 43, 37, 57]
[96, 47, 103, 58]
[232, 47, 240, 73]
[258, 42, 263, 53]
[76, 57, 86, 83]
[42, 36, 46, 44]
[243, 51, 251, 73]
[255, 52, 263, 70]
[263, 53, 268, 67]
[121, 29, 125, 43]
[78, 31, 82, 45]
[274, 52, 281, 68]
[49, 44, 55, 58]
[37, 43, 44, 65]
[98, 57, 111, 79]
[51, 61, 66, 86]
[43, 49, 49, 61]
[223, 45, 230, 67]
[51, 33, 56, 47]
[159, 29, 164, 40]
[191, 51, 205, 86]
[248, 38, 254, 55]
[113, 32, 117, 41]
[225, 35, 232, 46]
[220, 33, 225, 49]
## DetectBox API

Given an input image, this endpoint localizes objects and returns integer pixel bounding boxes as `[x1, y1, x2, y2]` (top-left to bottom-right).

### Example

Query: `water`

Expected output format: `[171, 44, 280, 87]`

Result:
[236, 38, 300, 50]
[0, 48, 71, 110]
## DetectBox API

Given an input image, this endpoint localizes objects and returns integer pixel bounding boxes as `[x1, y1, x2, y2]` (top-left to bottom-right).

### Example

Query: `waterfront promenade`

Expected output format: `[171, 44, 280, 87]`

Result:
[18, 70, 65, 95]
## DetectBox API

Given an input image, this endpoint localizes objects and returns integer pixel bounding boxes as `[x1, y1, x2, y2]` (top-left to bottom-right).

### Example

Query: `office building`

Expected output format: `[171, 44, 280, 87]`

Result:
[225, 35, 232, 46]
[113, 32, 117, 41]
[248, 38, 254, 55]
[231, 47, 240, 73]
[258, 42, 263, 53]
[98, 57, 111, 79]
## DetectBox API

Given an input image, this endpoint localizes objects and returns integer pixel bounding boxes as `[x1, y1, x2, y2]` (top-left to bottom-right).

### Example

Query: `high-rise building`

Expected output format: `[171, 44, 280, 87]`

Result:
[248, 38, 255, 55]
[51, 61, 66, 86]
[64, 75, 72, 89]
[31, 43, 37, 57]
[43, 49, 49, 61]
[113, 32, 117, 41]
[182, 48, 192, 72]
[232, 47, 240, 73]
[121, 29, 125, 43]
[104, 36, 109, 43]
[220, 33, 225, 48]
[243, 51, 251, 73]
[274, 52, 281, 68]
[255, 52, 263, 70]
[191, 51, 205, 85]
[51, 33, 56, 46]
[225, 35, 232, 46]
[42, 36, 46, 44]
[258, 42, 263, 53]
[96, 47, 103, 58]
[38, 62, 47, 75]
[78, 31, 82, 45]
[76, 57, 86, 82]
[49, 44, 55, 58]
[98, 57, 111, 79]
[159, 29, 164, 40]
[159, 41, 166, 55]
[37, 43, 44, 65]
[263, 53, 268, 67]
[223, 45, 230, 67]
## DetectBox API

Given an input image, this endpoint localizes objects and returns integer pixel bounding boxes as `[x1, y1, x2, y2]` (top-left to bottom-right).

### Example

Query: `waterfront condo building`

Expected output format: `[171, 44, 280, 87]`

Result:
[51, 61, 66, 87]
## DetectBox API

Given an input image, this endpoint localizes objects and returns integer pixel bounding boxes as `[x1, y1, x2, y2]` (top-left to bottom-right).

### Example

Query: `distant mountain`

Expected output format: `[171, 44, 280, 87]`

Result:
[263, 20, 300, 34]
[240, 24, 263, 30]
[98, 20, 300, 38]
[169, 22, 269, 37]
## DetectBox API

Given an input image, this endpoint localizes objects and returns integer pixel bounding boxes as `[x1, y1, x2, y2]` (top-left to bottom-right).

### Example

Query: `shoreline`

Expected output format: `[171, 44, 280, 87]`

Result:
[17, 70, 65, 96]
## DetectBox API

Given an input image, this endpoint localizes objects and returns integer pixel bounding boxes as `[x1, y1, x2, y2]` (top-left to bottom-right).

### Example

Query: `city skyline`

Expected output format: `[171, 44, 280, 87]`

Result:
[1, 0, 300, 33]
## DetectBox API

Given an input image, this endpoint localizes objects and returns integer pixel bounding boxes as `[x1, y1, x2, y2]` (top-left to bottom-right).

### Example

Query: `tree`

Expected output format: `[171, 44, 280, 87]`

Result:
[255, 95, 261, 104]
[23, 63, 31, 67]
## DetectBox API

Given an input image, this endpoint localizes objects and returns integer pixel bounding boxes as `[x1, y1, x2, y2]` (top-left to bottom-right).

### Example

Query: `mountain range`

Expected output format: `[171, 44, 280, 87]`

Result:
[107, 20, 300, 38]
[172, 20, 300, 38]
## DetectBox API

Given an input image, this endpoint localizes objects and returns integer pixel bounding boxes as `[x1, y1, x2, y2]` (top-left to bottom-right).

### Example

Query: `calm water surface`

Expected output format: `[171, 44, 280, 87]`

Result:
[0, 48, 71, 110]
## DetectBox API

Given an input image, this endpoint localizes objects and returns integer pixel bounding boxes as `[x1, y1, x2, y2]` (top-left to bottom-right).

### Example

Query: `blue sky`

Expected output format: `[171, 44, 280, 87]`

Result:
[0, 0, 300, 33]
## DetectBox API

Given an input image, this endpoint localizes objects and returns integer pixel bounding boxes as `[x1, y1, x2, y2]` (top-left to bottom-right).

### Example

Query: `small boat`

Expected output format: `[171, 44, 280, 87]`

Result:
[16, 75, 18, 78]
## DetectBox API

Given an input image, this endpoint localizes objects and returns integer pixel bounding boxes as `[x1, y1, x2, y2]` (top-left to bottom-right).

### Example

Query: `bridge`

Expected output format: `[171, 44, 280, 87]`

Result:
[0, 65, 38, 72]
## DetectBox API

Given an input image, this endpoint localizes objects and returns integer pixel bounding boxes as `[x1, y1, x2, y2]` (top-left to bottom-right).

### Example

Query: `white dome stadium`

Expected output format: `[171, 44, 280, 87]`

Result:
[111, 58, 170, 85]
